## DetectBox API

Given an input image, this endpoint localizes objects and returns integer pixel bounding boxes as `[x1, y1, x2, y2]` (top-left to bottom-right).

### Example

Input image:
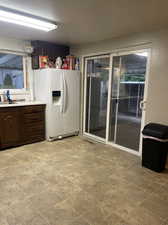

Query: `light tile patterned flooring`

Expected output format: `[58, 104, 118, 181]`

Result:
[0, 136, 168, 225]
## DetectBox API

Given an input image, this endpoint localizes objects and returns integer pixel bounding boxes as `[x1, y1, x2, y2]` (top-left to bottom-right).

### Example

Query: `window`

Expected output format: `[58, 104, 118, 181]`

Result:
[0, 53, 25, 89]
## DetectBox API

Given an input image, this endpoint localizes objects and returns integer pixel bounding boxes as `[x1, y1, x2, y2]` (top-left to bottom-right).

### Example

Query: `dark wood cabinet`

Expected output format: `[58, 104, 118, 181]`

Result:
[0, 108, 21, 148]
[0, 105, 45, 150]
[22, 105, 45, 144]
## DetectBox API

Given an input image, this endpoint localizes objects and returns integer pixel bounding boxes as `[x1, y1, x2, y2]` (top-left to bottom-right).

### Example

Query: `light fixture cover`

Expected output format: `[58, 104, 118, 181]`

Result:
[0, 8, 57, 32]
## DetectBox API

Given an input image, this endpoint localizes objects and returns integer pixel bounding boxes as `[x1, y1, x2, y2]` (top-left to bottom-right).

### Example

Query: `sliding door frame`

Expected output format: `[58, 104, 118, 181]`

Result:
[82, 48, 151, 156]
[139, 48, 151, 156]
[83, 54, 110, 143]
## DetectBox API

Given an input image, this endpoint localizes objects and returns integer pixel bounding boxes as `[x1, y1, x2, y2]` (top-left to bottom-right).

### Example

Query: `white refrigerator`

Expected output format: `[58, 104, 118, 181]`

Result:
[34, 69, 80, 141]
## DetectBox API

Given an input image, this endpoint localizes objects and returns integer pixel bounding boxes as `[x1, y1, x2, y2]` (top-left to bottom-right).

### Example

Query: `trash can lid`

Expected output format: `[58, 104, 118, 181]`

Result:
[142, 123, 168, 140]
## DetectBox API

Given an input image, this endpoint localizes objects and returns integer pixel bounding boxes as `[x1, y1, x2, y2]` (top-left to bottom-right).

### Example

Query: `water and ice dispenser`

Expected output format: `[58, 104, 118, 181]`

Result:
[52, 91, 61, 104]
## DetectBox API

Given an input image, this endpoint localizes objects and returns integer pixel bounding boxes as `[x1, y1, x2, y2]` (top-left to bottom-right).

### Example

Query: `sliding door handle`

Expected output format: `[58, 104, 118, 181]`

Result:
[140, 100, 147, 110]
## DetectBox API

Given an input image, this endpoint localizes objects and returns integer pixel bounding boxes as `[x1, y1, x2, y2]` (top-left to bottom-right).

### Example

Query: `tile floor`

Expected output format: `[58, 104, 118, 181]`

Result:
[0, 136, 168, 225]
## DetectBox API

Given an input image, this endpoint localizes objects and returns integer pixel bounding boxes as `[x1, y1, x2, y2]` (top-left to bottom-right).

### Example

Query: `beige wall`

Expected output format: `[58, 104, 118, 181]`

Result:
[0, 36, 30, 53]
[71, 29, 168, 126]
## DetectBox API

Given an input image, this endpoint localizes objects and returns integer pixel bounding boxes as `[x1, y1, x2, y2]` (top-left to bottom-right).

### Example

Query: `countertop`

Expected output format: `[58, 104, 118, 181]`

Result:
[0, 101, 46, 107]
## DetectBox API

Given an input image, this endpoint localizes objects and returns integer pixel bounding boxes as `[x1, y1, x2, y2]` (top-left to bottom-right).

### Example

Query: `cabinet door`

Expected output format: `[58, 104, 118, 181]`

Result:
[0, 110, 21, 148]
[22, 105, 45, 144]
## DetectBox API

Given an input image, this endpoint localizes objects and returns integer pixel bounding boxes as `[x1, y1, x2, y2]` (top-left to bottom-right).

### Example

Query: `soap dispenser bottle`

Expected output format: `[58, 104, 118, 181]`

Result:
[6, 90, 12, 104]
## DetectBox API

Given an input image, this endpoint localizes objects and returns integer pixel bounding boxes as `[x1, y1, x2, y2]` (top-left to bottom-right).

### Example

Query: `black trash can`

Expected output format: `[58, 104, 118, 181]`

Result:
[142, 123, 168, 172]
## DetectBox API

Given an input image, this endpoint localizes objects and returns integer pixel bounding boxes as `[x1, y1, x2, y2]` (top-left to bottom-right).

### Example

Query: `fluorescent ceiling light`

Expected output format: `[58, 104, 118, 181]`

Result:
[0, 9, 57, 32]
[135, 52, 148, 57]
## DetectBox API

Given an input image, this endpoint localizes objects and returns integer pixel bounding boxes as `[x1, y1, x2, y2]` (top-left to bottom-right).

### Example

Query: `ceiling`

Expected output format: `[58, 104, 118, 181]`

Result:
[0, 0, 168, 46]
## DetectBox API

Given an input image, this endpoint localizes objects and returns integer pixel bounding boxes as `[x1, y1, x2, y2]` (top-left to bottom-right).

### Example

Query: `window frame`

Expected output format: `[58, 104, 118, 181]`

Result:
[0, 51, 28, 94]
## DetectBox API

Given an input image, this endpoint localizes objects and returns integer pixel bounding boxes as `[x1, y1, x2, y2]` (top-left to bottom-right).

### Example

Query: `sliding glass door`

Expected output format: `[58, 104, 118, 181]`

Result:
[84, 56, 110, 139]
[109, 52, 148, 151]
[84, 50, 149, 153]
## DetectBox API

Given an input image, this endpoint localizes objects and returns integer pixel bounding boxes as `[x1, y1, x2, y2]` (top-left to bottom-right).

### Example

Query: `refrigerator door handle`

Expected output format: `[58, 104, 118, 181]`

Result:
[61, 74, 64, 113]
[63, 77, 67, 113]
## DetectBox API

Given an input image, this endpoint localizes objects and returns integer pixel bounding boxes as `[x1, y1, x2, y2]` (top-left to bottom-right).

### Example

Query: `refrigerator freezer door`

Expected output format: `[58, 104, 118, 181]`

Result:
[46, 69, 64, 140]
[62, 70, 80, 135]
[34, 69, 50, 103]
